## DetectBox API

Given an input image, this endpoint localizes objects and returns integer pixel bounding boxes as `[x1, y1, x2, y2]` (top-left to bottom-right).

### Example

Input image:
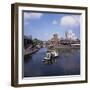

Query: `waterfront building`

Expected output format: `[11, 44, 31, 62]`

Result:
[65, 30, 77, 41]
[24, 35, 33, 49]
[47, 34, 60, 47]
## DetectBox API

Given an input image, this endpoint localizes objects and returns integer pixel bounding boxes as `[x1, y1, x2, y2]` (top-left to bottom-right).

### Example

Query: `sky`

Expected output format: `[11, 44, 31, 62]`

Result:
[23, 11, 80, 41]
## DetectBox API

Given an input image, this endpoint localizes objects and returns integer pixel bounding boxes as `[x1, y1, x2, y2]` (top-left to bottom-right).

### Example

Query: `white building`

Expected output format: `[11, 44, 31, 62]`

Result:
[65, 30, 77, 40]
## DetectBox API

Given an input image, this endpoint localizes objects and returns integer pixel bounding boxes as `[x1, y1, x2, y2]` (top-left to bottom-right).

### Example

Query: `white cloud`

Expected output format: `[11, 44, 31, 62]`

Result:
[24, 12, 43, 20]
[52, 20, 57, 25]
[60, 15, 80, 27]
[24, 21, 29, 25]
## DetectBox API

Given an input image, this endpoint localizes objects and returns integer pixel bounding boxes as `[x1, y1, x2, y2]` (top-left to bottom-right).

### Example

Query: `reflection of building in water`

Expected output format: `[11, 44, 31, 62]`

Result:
[48, 34, 60, 47]
[65, 30, 77, 41]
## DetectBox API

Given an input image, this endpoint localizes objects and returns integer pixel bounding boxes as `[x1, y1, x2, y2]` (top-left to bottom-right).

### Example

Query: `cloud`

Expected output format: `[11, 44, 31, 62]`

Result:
[24, 21, 29, 25]
[52, 20, 57, 25]
[24, 12, 43, 20]
[60, 15, 80, 27]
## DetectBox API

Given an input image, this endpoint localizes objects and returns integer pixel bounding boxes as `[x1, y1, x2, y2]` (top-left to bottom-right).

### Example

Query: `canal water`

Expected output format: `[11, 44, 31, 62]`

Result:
[24, 48, 80, 77]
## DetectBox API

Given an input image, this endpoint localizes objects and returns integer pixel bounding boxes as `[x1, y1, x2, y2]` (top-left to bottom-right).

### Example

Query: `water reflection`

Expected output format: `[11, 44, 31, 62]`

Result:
[24, 48, 80, 77]
[42, 48, 80, 65]
[43, 58, 57, 64]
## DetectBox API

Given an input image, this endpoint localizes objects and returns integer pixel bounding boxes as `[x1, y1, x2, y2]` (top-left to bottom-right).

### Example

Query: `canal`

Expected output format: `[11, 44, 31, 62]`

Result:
[24, 47, 80, 77]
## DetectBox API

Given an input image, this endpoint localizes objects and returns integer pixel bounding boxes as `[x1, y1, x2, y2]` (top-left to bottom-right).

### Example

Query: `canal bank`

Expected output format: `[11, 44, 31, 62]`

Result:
[24, 46, 40, 58]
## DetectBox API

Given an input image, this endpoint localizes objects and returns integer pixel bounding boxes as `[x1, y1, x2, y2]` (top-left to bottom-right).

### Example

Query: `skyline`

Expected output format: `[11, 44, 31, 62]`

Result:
[24, 11, 80, 41]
